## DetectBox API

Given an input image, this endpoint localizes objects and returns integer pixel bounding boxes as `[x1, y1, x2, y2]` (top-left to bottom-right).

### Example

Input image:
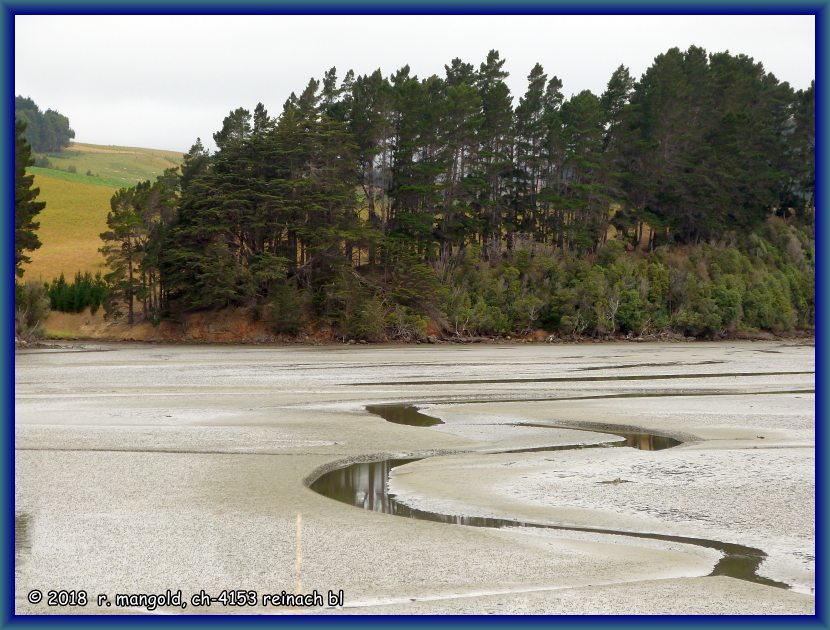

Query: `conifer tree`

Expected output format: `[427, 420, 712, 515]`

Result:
[474, 50, 513, 258]
[15, 119, 45, 277]
[100, 187, 146, 323]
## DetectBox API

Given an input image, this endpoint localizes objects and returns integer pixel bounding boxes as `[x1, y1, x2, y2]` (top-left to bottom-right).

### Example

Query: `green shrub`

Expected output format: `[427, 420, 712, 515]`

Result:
[47, 271, 108, 314]
[617, 289, 644, 333]
[713, 283, 742, 331]
[388, 305, 428, 340]
[297, 215, 815, 339]
[267, 283, 308, 335]
[342, 294, 387, 341]
[511, 293, 544, 332]
[596, 240, 625, 267]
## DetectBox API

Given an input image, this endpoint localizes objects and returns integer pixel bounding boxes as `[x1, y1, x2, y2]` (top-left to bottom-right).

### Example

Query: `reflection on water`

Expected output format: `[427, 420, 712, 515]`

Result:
[522, 428, 680, 452]
[621, 432, 680, 450]
[312, 406, 678, 522]
[314, 458, 536, 528]
[312, 458, 415, 518]
[311, 456, 788, 588]
[309, 404, 790, 590]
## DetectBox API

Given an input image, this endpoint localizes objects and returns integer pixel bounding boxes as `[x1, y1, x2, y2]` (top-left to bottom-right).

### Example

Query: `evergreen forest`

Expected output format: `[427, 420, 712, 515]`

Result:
[15, 96, 76, 154]
[95, 47, 815, 340]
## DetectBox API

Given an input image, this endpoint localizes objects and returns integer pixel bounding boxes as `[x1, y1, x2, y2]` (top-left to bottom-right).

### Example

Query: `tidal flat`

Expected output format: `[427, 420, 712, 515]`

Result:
[14, 341, 815, 614]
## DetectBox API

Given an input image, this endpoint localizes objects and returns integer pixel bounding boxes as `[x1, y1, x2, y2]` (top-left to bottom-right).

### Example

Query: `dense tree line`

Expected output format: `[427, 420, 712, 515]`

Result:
[15, 96, 75, 153]
[100, 47, 814, 338]
[46, 272, 108, 314]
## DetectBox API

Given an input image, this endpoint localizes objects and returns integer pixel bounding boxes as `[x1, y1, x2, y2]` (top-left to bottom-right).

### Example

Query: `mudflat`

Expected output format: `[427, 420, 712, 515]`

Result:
[14, 340, 814, 614]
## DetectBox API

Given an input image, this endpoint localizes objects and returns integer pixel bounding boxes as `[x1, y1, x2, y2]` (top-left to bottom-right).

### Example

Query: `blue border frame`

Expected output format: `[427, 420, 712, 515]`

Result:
[0, 1, 825, 12]
[3, 2, 12, 627]
[815, 1, 826, 626]
[4, 2, 826, 628]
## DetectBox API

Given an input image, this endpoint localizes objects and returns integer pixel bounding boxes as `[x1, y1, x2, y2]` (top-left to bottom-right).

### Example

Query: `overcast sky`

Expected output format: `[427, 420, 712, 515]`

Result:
[15, 14, 815, 153]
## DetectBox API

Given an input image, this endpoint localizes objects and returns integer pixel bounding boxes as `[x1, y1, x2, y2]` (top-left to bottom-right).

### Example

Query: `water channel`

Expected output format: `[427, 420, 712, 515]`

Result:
[310, 403, 789, 590]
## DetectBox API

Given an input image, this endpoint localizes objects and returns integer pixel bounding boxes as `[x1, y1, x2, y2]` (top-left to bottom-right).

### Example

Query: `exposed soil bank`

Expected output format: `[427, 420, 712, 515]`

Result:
[41, 307, 813, 346]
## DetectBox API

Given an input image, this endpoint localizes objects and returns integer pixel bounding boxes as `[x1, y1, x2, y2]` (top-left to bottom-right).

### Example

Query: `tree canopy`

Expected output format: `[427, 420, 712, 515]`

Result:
[97, 47, 814, 339]
[15, 96, 75, 153]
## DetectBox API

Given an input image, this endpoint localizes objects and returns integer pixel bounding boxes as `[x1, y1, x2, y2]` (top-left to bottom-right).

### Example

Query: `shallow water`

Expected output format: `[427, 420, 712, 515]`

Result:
[364, 403, 681, 450]
[365, 404, 442, 427]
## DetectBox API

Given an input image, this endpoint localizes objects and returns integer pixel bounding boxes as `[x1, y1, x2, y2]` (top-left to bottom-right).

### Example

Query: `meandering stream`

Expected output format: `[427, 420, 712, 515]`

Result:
[310, 403, 790, 590]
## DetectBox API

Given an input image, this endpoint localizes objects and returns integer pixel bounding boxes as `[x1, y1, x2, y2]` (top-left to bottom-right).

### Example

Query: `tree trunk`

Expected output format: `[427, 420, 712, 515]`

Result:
[127, 242, 134, 325]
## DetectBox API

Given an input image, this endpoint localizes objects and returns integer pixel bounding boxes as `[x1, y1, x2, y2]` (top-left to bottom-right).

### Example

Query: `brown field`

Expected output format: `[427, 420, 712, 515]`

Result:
[22, 172, 116, 282]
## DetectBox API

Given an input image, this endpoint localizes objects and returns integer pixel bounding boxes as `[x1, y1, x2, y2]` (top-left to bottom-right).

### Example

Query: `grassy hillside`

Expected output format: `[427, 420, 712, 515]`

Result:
[36, 142, 183, 187]
[22, 142, 183, 282]
[23, 172, 117, 282]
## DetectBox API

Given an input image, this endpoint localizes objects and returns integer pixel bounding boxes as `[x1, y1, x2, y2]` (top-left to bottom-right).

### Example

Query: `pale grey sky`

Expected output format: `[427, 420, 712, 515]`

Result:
[15, 14, 815, 153]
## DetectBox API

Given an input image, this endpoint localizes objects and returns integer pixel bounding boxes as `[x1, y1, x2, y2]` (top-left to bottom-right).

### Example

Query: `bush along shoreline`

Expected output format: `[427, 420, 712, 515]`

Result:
[38, 213, 813, 345]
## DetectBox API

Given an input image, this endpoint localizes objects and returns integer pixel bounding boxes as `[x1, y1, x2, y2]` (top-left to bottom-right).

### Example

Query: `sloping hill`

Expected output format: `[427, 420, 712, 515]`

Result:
[22, 142, 183, 281]
[36, 142, 182, 187]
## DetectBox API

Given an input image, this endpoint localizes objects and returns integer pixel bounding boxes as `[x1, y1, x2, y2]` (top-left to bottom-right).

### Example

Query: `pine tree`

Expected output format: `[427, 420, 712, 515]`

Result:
[600, 65, 634, 152]
[786, 81, 815, 215]
[15, 119, 45, 277]
[474, 50, 514, 259]
[439, 59, 481, 262]
[100, 187, 146, 323]
[539, 75, 565, 246]
[514, 63, 549, 242]
[180, 138, 210, 193]
[559, 90, 608, 251]
[348, 69, 394, 244]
